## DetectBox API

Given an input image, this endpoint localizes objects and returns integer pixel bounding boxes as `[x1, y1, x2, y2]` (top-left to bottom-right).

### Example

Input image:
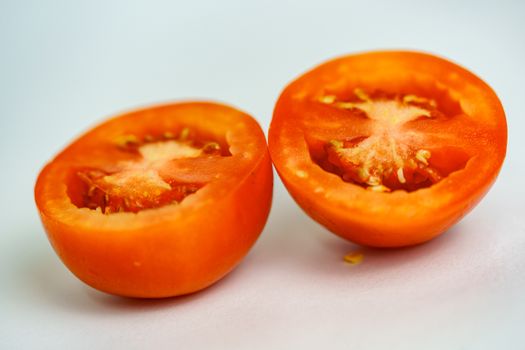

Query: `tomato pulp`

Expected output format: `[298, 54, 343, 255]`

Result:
[269, 51, 507, 247]
[35, 102, 273, 297]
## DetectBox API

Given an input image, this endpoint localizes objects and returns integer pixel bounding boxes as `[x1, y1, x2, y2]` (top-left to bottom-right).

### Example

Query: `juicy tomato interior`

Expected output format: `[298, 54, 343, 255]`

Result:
[67, 129, 229, 214]
[306, 88, 471, 192]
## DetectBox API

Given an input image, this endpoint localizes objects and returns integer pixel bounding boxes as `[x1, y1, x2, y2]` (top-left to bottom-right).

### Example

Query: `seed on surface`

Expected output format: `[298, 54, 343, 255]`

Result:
[115, 134, 139, 148]
[329, 139, 344, 149]
[179, 127, 190, 140]
[416, 149, 431, 165]
[163, 132, 175, 139]
[367, 176, 381, 186]
[203, 142, 220, 152]
[354, 88, 370, 101]
[343, 251, 364, 265]
[296, 170, 308, 178]
[357, 167, 370, 181]
[314, 186, 324, 193]
[397, 168, 406, 184]
[87, 185, 96, 197]
[403, 94, 437, 108]
[367, 184, 391, 192]
[334, 101, 358, 110]
[319, 95, 336, 104]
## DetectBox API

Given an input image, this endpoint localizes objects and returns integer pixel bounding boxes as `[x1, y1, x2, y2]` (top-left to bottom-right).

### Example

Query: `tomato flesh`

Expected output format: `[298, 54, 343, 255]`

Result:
[69, 130, 224, 213]
[308, 88, 469, 192]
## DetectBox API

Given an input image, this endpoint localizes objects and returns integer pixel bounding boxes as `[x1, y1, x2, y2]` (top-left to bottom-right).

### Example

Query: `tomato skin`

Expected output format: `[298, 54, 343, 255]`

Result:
[278, 170, 491, 247]
[35, 102, 273, 298]
[269, 51, 507, 247]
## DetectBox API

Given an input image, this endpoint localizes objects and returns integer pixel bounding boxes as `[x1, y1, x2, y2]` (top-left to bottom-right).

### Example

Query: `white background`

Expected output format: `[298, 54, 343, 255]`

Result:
[1, 1, 524, 349]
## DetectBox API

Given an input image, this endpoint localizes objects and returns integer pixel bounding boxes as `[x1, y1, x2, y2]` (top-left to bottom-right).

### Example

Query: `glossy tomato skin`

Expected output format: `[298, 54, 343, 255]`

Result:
[35, 102, 273, 298]
[269, 51, 507, 247]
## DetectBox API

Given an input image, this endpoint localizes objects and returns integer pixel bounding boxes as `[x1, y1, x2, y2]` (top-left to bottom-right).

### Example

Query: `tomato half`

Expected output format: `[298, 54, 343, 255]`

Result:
[269, 51, 507, 247]
[35, 102, 273, 298]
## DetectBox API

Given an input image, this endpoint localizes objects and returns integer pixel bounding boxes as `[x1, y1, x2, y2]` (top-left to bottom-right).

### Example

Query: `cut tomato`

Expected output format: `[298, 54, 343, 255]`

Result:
[269, 51, 507, 247]
[35, 102, 273, 298]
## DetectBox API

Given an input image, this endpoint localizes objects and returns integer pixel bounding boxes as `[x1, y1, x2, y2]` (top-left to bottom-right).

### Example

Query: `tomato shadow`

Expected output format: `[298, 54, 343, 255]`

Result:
[253, 194, 468, 289]
[14, 225, 245, 315]
[307, 222, 485, 296]
[18, 196, 469, 314]
[8, 227, 94, 314]
[317, 223, 465, 271]
[82, 266, 243, 313]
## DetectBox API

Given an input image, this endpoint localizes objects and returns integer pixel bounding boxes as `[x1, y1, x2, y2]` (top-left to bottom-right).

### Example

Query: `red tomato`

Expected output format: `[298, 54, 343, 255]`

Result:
[35, 102, 273, 298]
[269, 51, 507, 247]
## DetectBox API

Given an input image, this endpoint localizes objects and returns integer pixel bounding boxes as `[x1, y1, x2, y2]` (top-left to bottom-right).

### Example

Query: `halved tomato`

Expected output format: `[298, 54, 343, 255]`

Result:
[269, 51, 507, 247]
[35, 102, 273, 298]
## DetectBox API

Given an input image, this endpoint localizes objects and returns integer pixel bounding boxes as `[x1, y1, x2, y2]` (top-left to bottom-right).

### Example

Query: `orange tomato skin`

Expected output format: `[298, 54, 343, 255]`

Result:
[35, 102, 273, 298]
[269, 51, 507, 248]
[277, 168, 495, 247]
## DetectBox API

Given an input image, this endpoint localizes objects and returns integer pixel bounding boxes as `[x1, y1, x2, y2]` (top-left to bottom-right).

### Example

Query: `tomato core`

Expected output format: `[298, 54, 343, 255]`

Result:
[307, 88, 470, 192]
[68, 129, 229, 213]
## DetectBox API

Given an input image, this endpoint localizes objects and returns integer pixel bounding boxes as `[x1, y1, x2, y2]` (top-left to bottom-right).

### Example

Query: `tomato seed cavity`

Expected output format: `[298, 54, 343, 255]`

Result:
[69, 128, 225, 213]
[309, 88, 469, 192]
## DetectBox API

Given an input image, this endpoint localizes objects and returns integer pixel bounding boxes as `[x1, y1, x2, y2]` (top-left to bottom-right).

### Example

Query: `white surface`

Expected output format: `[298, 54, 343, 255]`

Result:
[1, 1, 525, 349]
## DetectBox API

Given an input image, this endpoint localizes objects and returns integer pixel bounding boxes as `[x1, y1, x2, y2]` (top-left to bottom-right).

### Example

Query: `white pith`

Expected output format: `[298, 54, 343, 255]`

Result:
[103, 140, 203, 197]
[322, 94, 433, 188]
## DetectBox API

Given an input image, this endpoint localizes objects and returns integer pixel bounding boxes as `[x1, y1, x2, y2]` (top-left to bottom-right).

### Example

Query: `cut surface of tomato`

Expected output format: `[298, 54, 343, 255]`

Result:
[269, 51, 507, 247]
[70, 129, 225, 214]
[35, 102, 273, 298]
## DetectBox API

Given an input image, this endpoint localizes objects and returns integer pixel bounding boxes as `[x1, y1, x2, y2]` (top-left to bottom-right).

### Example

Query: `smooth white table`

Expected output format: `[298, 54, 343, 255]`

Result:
[1, 1, 524, 349]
